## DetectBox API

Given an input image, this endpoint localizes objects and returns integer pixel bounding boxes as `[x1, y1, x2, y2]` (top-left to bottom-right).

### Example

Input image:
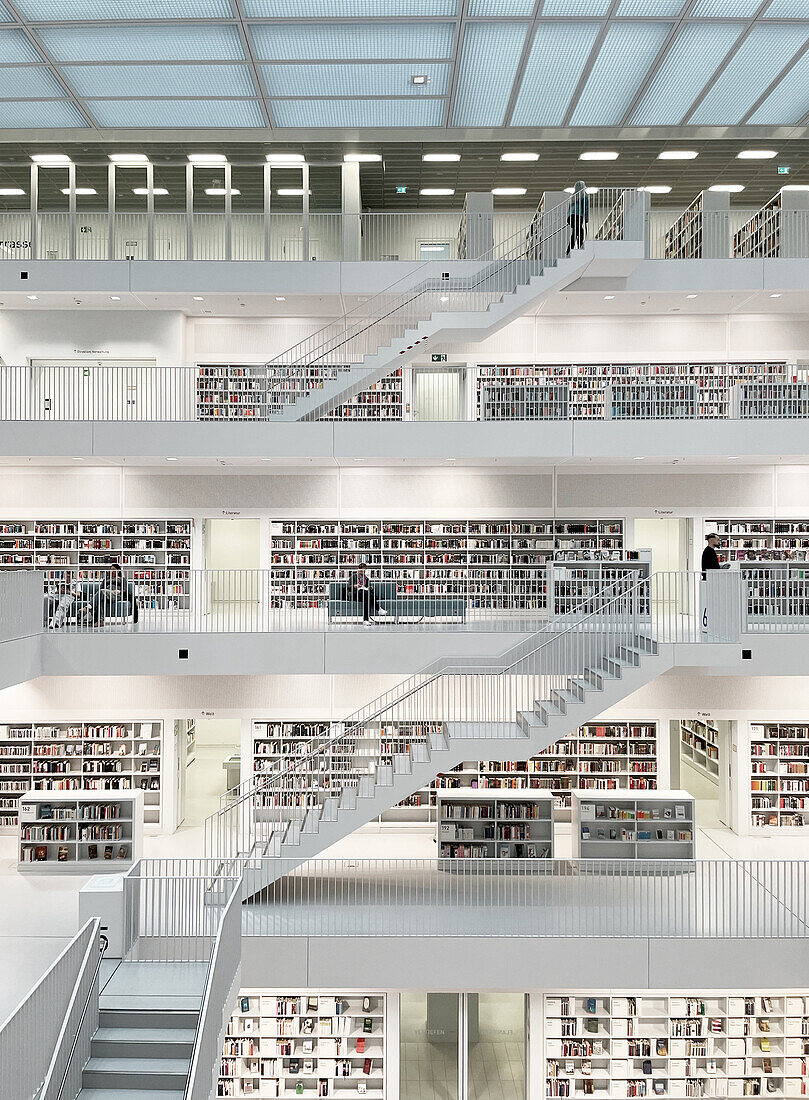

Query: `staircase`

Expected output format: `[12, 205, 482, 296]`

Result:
[207, 574, 696, 891]
[265, 192, 643, 422]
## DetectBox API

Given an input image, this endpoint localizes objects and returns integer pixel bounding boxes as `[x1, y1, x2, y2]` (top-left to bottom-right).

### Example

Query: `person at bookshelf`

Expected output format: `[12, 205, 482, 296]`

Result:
[701, 533, 722, 573]
[566, 181, 590, 256]
[103, 563, 139, 625]
[347, 560, 378, 626]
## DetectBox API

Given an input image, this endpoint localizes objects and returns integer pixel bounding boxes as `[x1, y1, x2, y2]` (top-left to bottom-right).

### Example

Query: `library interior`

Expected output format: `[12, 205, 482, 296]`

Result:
[8, 3, 809, 1099]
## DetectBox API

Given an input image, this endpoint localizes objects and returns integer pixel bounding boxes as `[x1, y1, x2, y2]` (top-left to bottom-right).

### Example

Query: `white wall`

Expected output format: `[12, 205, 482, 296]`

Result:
[0, 309, 185, 366]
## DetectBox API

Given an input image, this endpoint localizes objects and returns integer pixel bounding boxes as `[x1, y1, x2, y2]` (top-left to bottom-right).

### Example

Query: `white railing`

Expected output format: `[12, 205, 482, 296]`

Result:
[4, 368, 807, 424]
[184, 877, 243, 1100]
[204, 572, 740, 863]
[0, 570, 41, 643]
[0, 917, 102, 1100]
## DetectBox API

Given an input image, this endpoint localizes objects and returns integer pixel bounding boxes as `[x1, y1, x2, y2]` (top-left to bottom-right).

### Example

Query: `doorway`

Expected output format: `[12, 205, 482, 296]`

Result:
[634, 517, 690, 574]
[29, 358, 157, 420]
[414, 369, 464, 421]
[205, 518, 261, 609]
[670, 716, 733, 830]
[182, 718, 241, 827]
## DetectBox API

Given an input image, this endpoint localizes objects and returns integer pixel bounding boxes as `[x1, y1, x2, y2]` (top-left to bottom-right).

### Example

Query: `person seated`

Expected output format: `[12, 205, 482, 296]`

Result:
[344, 561, 389, 625]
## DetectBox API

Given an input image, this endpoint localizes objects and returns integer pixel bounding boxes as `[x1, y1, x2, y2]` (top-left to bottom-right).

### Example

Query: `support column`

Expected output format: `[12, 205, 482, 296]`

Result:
[29, 163, 37, 260]
[146, 161, 155, 260]
[341, 160, 361, 261]
[67, 161, 77, 260]
[302, 162, 310, 260]
[107, 163, 115, 260]
[186, 163, 194, 260]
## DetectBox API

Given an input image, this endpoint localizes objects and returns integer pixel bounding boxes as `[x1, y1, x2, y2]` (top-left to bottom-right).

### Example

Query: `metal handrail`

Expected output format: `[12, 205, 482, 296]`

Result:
[50, 928, 107, 1100]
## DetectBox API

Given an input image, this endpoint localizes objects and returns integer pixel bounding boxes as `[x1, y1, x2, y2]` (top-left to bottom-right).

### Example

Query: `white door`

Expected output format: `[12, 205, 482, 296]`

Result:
[29, 358, 157, 420]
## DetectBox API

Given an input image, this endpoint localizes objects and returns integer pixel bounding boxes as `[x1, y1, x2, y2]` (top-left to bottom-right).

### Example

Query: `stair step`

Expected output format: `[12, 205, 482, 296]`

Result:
[375, 763, 394, 787]
[82, 1057, 189, 1089]
[393, 753, 413, 774]
[571, 676, 596, 695]
[98, 1010, 199, 1030]
[429, 732, 448, 751]
[411, 743, 431, 763]
[77, 1091, 185, 1100]
[301, 808, 320, 834]
[91, 1028, 196, 1059]
[321, 796, 340, 822]
[357, 775, 376, 798]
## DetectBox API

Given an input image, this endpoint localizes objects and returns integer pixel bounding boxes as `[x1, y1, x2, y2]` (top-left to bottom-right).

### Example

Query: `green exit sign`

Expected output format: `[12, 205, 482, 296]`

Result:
[396, 185, 407, 194]
[778, 166, 791, 174]
[431, 353, 447, 363]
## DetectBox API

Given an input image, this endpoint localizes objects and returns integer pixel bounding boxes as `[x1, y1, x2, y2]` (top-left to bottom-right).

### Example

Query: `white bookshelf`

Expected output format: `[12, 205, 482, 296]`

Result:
[0, 719, 162, 832]
[219, 989, 386, 1099]
[750, 722, 809, 830]
[572, 791, 695, 860]
[17, 789, 143, 872]
[706, 520, 809, 563]
[680, 719, 719, 785]
[544, 991, 809, 1098]
[547, 555, 651, 617]
[733, 189, 809, 259]
[437, 789, 554, 864]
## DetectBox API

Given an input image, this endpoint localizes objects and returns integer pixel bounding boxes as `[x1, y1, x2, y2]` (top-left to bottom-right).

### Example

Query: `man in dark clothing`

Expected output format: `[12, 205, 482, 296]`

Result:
[702, 533, 722, 572]
[347, 562, 377, 626]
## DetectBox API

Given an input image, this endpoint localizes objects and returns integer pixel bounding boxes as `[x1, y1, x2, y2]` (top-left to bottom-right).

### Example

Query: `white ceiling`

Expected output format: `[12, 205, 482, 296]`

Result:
[5, 0, 809, 137]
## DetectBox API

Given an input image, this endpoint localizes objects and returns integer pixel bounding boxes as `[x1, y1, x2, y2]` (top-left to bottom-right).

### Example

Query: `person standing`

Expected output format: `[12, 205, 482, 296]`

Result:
[701, 533, 722, 572]
[567, 180, 590, 256]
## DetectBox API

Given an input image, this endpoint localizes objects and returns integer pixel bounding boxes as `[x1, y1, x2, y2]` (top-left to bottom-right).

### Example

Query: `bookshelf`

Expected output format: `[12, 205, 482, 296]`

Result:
[219, 989, 386, 1099]
[0, 719, 162, 832]
[706, 520, 809, 563]
[680, 719, 719, 785]
[196, 364, 401, 422]
[546, 555, 651, 617]
[17, 789, 143, 872]
[437, 790, 553, 864]
[544, 991, 809, 1099]
[664, 191, 729, 259]
[378, 722, 659, 824]
[0, 517, 192, 610]
[269, 518, 624, 612]
[733, 190, 809, 259]
[572, 791, 695, 860]
[476, 363, 786, 422]
[750, 722, 809, 830]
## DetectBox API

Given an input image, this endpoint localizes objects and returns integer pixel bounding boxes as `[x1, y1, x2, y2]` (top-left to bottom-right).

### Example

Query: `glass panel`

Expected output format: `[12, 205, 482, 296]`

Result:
[400, 992, 459, 1100]
[0, 165, 32, 259]
[468, 993, 526, 1100]
[154, 164, 187, 260]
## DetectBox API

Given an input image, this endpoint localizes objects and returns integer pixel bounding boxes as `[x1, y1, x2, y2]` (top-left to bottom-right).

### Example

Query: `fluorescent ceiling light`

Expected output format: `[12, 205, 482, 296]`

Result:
[781, 185, 809, 192]
[109, 153, 148, 165]
[0, 188, 25, 196]
[423, 153, 460, 162]
[421, 245, 449, 251]
[266, 153, 304, 164]
[132, 187, 168, 195]
[500, 152, 539, 162]
[579, 151, 618, 161]
[26, 294, 38, 300]
[411, 75, 429, 85]
[564, 187, 599, 195]
[709, 184, 745, 192]
[639, 185, 672, 194]
[166, 457, 178, 461]
[491, 187, 527, 196]
[658, 150, 698, 160]
[686, 294, 698, 299]
[275, 296, 286, 301]
[770, 293, 782, 298]
[276, 188, 310, 195]
[420, 188, 455, 196]
[110, 295, 121, 301]
[205, 187, 240, 196]
[61, 187, 96, 195]
[188, 153, 227, 164]
[192, 296, 204, 301]
[737, 149, 777, 159]
[344, 153, 381, 163]
[604, 295, 615, 300]
[31, 153, 70, 165]
[440, 295, 449, 302]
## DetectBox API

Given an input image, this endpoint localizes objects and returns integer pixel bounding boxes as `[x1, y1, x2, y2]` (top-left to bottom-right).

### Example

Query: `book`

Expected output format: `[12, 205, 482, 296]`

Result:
[57, 845, 68, 862]
[356, 1038, 365, 1054]
[363, 1018, 372, 1034]
[118, 846, 127, 859]
[35, 845, 47, 861]
[362, 1059, 371, 1076]
[104, 845, 113, 859]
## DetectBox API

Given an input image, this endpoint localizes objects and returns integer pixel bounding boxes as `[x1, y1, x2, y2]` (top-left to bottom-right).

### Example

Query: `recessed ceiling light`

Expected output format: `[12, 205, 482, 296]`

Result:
[109, 153, 148, 165]
[31, 153, 70, 165]
[0, 188, 25, 196]
[60, 187, 96, 195]
[421, 245, 448, 252]
[205, 187, 240, 196]
[770, 293, 782, 298]
[110, 295, 121, 300]
[344, 153, 381, 163]
[132, 187, 168, 196]
[564, 186, 599, 195]
[193, 296, 204, 301]
[737, 149, 777, 159]
[276, 188, 311, 196]
[639, 185, 672, 194]
[781, 185, 809, 192]
[71, 457, 83, 461]
[491, 187, 527, 196]
[166, 457, 178, 462]
[275, 296, 286, 301]
[440, 295, 449, 302]
[26, 294, 38, 300]
[411, 74, 429, 85]
[604, 295, 615, 300]
[709, 184, 745, 192]
[580, 151, 618, 161]
[658, 150, 698, 160]
[420, 188, 455, 196]
[500, 152, 539, 162]
[686, 294, 698, 299]
[634, 456, 645, 460]
[188, 153, 227, 164]
[423, 153, 460, 162]
[266, 152, 304, 164]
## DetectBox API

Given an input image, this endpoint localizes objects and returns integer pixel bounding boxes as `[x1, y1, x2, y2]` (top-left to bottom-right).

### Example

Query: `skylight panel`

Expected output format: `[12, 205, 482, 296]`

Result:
[452, 21, 528, 126]
[764, 0, 809, 15]
[570, 21, 672, 126]
[260, 61, 450, 96]
[36, 24, 245, 62]
[62, 63, 257, 98]
[630, 22, 744, 125]
[250, 22, 455, 60]
[0, 65, 64, 99]
[690, 0, 765, 13]
[511, 21, 600, 126]
[0, 101, 87, 128]
[271, 98, 445, 126]
[15, 0, 233, 17]
[468, 0, 535, 13]
[86, 99, 265, 127]
[542, 0, 610, 13]
[689, 23, 809, 124]
[244, 0, 457, 12]
[617, 0, 684, 12]
[749, 49, 809, 123]
[0, 29, 43, 63]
